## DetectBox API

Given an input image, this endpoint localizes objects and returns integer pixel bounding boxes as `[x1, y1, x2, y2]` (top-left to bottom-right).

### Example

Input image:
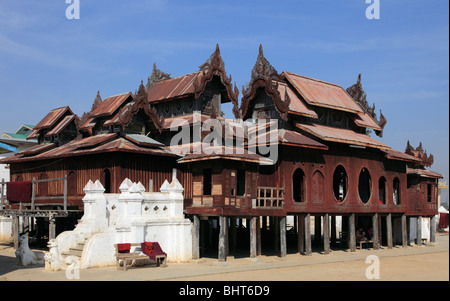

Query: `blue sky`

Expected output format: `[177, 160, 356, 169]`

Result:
[0, 0, 448, 189]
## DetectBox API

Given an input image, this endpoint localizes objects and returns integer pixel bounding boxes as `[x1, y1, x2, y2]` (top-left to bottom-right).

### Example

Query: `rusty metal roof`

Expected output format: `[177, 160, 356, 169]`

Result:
[284, 72, 363, 114]
[177, 144, 273, 165]
[147, 71, 203, 103]
[407, 167, 443, 179]
[382, 148, 420, 163]
[2, 133, 175, 163]
[33, 106, 73, 130]
[90, 92, 132, 118]
[295, 123, 389, 149]
[276, 81, 318, 118]
[45, 115, 77, 137]
[247, 129, 327, 150]
[352, 111, 382, 131]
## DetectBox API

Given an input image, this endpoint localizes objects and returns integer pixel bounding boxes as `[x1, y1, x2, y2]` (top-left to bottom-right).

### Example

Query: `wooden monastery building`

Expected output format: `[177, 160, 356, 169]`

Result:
[0, 45, 442, 259]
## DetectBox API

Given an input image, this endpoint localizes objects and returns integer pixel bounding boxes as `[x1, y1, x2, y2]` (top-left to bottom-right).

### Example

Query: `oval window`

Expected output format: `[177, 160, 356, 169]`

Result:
[358, 168, 371, 204]
[333, 165, 347, 202]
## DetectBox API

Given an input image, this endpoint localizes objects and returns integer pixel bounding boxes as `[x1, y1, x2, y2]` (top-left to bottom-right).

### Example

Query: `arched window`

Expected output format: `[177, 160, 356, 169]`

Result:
[67, 171, 77, 196]
[293, 168, 305, 202]
[358, 168, 371, 204]
[333, 165, 347, 202]
[311, 170, 324, 203]
[378, 177, 386, 205]
[393, 177, 401, 205]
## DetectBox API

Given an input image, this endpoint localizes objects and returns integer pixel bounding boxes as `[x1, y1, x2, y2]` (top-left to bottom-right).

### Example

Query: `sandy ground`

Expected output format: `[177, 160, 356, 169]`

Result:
[0, 233, 448, 282]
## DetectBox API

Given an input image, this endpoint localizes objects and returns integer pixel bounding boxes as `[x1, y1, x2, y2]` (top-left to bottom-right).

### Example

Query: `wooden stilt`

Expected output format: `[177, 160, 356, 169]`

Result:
[192, 215, 200, 259]
[323, 214, 330, 254]
[13, 215, 19, 249]
[49, 214, 56, 241]
[416, 216, 422, 245]
[402, 214, 408, 247]
[305, 214, 312, 256]
[218, 216, 227, 261]
[280, 216, 287, 258]
[256, 217, 261, 256]
[349, 214, 356, 252]
[430, 215, 436, 243]
[250, 217, 257, 258]
[373, 213, 379, 249]
[297, 215, 305, 254]
[387, 213, 393, 249]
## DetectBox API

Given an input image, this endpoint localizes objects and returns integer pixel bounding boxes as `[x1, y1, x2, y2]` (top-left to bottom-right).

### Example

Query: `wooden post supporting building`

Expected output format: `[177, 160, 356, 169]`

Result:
[387, 213, 393, 249]
[280, 216, 287, 258]
[218, 215, 227, 262]
[349, 214, 356, 252]
[373, 213, 379, 249]
[323, 214, 330, 254]
[402, 214, 408, 247]
[305, 214, 312, 256]
[192, 215, 200, 259]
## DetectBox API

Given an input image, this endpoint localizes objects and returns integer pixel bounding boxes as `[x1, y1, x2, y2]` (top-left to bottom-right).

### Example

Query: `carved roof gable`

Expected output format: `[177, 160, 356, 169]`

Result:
[194, 44, 239, 118]
[240, 45, 290, 121]
[346, 74, 387, 136]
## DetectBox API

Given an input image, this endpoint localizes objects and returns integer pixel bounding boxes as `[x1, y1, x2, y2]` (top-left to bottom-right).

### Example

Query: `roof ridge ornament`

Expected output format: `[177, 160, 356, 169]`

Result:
[405, 141, 434, 167]
[240, 44, 290, 121]
[146, 63, 171, 92]
[346, 73, 387, 137]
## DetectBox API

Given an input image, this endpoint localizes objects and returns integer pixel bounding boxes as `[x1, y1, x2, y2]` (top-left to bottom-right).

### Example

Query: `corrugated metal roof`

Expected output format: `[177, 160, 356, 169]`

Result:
[284, 72, 363, 114]
[177, 144, 273, 165]
[34, 106, 73, 130]
[2, 133, 175, 163]
[247, 129, 328, 150]
[124, 134, 163, 147]
[90, 92, 132, 118]
[295, 123, 389, 149]
[352, 111, 382, 131]
[383, 148, 419, 163]
[45, 115, 77, 137]
[407, 167, 443, 179]
[276, 81, 318, 118]
[147, 71, 202, 103]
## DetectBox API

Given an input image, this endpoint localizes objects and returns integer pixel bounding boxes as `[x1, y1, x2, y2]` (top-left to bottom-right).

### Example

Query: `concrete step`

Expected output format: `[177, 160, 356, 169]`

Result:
[62, 249, 83, 257]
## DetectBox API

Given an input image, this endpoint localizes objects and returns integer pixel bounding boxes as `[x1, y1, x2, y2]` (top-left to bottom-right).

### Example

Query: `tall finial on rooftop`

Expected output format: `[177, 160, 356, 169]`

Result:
[146, 63, 171, 92]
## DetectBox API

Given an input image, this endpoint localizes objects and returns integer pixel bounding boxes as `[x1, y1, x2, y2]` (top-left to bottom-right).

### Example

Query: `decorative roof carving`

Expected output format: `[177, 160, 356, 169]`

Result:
[240, 45, 290, 121]
[79, 91, 103, 131]
[346, 74, 387, 137]
[91, 91, 103, 111]
[146, 63, 171, 91]
[405, 140, 434, 167]
[118, 80, 165, 133]
[193, 44, 239, 118]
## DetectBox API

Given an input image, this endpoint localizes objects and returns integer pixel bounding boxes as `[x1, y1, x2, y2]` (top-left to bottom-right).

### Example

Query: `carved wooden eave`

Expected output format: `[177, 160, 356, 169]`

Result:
[240, 44, 290, 121]
[193, 44, 240, 118]
[146, 63, 171, 92]
[346, 74, 387, 137]
[118, 80, 165, 133]
[405, 140, 434, 167]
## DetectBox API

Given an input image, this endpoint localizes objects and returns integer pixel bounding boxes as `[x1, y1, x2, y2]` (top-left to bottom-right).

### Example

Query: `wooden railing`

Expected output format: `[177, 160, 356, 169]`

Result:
[0, 175, 68, 211]
[254, 187, 284, 209]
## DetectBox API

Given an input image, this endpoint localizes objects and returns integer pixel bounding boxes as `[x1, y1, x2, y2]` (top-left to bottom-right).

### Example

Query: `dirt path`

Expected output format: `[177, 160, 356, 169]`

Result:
[1, 233, 448, 282]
